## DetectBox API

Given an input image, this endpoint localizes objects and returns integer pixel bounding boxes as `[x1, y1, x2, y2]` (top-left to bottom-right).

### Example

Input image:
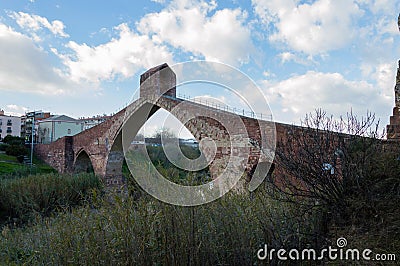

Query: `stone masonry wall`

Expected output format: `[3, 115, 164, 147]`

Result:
[35, 136, 74, 173]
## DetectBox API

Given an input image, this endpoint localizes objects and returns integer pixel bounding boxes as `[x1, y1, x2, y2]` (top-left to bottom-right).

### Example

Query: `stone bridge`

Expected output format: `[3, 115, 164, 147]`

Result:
[35, 63, 282, 188]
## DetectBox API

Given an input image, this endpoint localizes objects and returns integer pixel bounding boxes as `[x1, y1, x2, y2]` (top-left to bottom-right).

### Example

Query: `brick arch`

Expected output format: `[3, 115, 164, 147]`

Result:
[103, 99, 200, 186]
[103, 96, 244, 186]
[74, 149, 94, 174]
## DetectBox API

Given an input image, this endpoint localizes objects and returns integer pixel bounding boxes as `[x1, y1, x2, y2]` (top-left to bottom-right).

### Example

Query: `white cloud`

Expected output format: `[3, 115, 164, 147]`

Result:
[262, 71, 274, 78]
[252, 0, 296, 25]
[277, 51, 311, 65]
[359, 59, 397, 105]
[3, 104, 28, 116]
[137, 0, 254, 66]
[6, 104, 25, 111]
[363, 0, 398, 15]
[3, 1, 255, 91]
[375, 16, 398, 36]
[252, 0, 362, 55]
[278, 52, 296, 64]
[8, 11, 69, 38]
[0, 24, 76, 95]
[371, 62, 396, 100]
[56, 23, 173, 83]
[262, 71, 391, 125]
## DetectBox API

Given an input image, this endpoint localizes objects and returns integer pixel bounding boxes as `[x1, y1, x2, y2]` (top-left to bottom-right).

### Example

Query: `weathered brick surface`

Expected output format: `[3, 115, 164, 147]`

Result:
[35, 136, 74, 173]
[140, 63, 176, 98]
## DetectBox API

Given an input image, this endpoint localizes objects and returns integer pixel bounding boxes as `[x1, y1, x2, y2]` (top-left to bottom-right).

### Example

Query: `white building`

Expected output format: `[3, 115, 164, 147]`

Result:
[0, 110, 21, 141]
[79, 115, 111, 130]
[38, 115, 83, 144]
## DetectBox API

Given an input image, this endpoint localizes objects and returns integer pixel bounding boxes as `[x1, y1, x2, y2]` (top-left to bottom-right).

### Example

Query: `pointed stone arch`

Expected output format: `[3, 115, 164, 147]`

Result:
[103, 96, 236, 186]
[74, 149, 94, 174]
[103, 101, 164, 186]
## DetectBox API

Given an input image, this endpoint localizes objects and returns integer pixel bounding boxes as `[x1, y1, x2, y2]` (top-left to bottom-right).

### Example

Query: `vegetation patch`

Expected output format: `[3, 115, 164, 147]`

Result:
[0, 173, 102, 225]
[0, 154, 18, 163]
[0, 185, 319, 265]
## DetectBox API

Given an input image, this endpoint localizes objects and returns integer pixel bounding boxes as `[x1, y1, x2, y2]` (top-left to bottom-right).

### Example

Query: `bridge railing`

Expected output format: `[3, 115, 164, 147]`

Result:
[112, 94, 273, 122]
[173, 94, 273, 121]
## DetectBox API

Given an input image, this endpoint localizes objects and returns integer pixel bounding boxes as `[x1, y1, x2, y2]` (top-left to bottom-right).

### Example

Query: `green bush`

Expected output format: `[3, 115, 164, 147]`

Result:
[0, 173, 102, 224]
[5, 145, 28, 157]
[145, 145, 209, 184]
[0, 143, 9, 152]
[2, 136, 25, 146]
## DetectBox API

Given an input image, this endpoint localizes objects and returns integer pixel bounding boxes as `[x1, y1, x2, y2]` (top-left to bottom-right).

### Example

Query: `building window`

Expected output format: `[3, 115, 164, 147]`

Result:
[0, 119, 2, 126]
[67, 129, 71, 134]
[7, 120, 12, 126]
[6, 127, 12, 133]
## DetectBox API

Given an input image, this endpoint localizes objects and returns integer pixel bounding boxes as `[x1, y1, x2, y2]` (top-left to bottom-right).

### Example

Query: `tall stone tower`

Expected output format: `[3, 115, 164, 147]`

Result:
[140, 63, 176, 99]
[386, 14, 400, 140]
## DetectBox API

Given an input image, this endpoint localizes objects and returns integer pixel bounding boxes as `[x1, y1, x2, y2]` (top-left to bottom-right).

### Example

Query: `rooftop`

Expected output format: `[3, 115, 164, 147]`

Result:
[40, 115, 78, 122]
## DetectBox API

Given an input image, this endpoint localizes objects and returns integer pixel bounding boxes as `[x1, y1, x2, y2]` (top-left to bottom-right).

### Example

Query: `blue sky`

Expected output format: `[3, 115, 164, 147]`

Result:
[0, 0, 399, 137]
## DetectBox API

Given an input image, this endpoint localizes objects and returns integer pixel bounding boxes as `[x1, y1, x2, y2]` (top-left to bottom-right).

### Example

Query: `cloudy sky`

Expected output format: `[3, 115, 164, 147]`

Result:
[0, 0, 399, 136]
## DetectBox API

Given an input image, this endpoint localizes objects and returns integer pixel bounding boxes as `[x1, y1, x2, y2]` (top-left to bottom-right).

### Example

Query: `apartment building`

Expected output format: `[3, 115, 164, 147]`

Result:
[38, 115, 83, 144]
[0, 109, 21, 141]
[21, 111, 51, 142]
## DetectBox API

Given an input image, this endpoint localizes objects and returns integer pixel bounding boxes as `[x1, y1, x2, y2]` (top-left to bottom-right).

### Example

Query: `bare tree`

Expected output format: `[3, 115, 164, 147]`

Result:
[270, 110, 382, 206]
[264, 109, 400, 248]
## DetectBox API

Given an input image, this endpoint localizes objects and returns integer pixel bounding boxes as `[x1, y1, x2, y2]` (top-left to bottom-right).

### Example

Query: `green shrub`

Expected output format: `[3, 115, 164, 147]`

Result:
[145, 145, 209, 183]
[0, 173, 102, 224]
[2, 136, 25, 146]
[5, 145, 28, 157]
[0, 143, 9, 152]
